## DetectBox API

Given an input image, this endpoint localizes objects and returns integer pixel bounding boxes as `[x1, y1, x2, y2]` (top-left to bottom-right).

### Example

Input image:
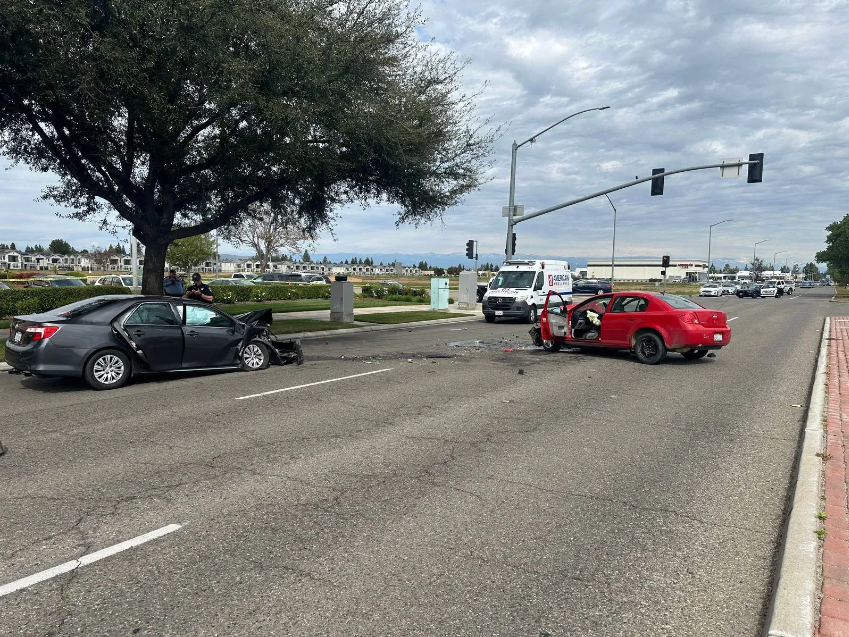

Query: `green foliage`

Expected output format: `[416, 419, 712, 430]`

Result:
[803, 262, 821, 280]
[817, 217, 849, 282]
[302, 250, 312, 263]
[166, 235, 216, 274]
[361, 285, 428, 300]
[0, 286, 127, 317]
[0, 0, 496, 294]
[211, 284, 331, 305]
[385, 294, 428, 304]
[48, 239, 74, 255]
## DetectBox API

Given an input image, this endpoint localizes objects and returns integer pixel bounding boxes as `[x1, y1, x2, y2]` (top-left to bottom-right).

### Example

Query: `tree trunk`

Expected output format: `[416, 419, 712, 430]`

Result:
[141, 240, 168, 295]
[260, 252, 269, 274]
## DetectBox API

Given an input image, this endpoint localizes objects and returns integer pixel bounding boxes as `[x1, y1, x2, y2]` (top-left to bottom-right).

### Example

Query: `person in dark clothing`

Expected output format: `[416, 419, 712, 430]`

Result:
[183, 273, 213, 303]
[163, 269, 185, 297]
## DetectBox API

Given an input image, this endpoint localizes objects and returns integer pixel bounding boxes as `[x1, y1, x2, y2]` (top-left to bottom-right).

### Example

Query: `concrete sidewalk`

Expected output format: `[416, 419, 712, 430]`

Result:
[817, 318, 849, 636]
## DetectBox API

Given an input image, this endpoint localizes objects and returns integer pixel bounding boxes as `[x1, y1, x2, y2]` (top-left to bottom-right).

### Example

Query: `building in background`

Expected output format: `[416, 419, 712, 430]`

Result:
[587, 258, 708, 282]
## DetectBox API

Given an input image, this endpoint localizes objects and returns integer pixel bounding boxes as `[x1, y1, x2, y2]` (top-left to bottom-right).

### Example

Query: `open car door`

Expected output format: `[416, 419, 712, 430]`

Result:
[540, 291, 570, 343]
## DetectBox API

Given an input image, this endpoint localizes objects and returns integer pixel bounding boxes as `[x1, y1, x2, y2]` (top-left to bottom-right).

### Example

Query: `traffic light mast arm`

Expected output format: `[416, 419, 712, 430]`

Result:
[512, 159, 761, 226]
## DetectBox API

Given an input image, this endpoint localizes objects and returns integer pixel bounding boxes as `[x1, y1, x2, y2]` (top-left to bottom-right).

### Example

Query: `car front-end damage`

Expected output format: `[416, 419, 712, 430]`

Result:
[234, 308, 304, 366]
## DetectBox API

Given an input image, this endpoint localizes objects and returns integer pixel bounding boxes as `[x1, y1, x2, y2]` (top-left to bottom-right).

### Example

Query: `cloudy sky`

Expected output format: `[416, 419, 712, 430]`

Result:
[2, 0, 847, 268]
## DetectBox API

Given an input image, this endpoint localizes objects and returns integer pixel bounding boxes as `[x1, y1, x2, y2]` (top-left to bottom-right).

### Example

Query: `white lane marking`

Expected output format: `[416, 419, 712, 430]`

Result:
[236, 368, 393, 400]
[0, 524, 183, 598]
[728, 317, 739, 321]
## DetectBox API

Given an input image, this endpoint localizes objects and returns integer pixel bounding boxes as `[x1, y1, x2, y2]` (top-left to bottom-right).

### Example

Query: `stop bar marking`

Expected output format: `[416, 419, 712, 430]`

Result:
[236, 368, 394, 400]
[0, 524, 183, 598]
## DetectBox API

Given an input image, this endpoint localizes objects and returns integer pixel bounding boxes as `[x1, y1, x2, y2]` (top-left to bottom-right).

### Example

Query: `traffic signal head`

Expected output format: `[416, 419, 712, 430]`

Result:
[465, 240, 475, 259]
[511, 233, 517, 255]
[651, 168, 665, 196]
[747, 153, 764, 183]
[662, 255, 670, 268]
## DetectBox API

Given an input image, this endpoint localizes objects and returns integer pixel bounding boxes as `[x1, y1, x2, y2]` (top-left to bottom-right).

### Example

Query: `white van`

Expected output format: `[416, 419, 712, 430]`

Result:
[482, 259, 572, 324]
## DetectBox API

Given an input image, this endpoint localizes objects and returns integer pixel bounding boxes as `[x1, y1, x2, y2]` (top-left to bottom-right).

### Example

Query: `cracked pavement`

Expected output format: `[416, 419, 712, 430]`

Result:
[0, 289, 840, 636]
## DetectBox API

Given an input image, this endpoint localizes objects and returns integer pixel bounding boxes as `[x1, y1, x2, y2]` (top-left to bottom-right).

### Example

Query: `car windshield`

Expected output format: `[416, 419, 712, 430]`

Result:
[658, 294, 703, 309]
[51, 278, 85, 286]
[120, 277, 134, 286]
[492, 271, 535, 289]
[703, 283, 719, 288]
[52, 297, 123, 318]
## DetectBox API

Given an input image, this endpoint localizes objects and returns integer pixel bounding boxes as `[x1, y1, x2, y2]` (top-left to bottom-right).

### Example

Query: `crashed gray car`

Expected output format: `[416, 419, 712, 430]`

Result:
[5, 295, 303, 390]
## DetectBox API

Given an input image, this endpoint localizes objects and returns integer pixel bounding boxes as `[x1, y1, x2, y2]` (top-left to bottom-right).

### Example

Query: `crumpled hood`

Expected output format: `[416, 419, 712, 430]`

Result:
[233, 308, 273, 326]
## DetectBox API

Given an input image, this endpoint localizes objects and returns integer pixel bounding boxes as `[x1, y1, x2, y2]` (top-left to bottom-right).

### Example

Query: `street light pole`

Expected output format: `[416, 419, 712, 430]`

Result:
[707, 219, 732, 283]
[605, 194, 617, 290]
[754, 240, 768, 279]
[505, 106, 610, 261]
[773, 250, 786, 274]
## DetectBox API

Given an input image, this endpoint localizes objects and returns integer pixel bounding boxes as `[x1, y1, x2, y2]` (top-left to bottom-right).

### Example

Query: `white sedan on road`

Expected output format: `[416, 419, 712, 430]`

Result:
[699, 283, 722, 297]
[720, 281, 738, 295]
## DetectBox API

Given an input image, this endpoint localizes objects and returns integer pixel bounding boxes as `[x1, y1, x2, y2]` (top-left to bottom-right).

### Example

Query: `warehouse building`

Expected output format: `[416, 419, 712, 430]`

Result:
[587, 258, 708, 282]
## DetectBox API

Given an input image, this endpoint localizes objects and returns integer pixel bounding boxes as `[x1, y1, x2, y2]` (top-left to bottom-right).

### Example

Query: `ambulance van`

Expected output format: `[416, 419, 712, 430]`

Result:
[482, 259, 572, 324]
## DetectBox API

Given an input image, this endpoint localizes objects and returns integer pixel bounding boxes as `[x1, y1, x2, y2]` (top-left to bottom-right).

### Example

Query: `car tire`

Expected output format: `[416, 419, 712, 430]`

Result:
[241, 341, 270, 371]
[484, 314, 496, 323]
[542, 339, 561, 352]
[787, 289, 792, 295]
[681, 349, 709, 360]
[736, 292, 743, 298]
[633, 332, 666, 365]
[84, 349, 131, 390]
[527, 305, 538, 324]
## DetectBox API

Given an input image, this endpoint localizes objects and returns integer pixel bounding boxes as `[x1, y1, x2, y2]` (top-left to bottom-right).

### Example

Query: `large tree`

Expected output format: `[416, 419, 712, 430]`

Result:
[166, 234, 216, 275]
[817, 215, 849, 283]
[0, 0, 496, 293]
[223, 202, 311, 274]
[48, 238, 74, 255]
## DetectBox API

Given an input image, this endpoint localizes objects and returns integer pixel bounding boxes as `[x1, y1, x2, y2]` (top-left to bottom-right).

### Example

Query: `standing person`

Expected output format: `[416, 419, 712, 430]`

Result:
[163, 269, 185, 297]
[184, 273, 213, 303]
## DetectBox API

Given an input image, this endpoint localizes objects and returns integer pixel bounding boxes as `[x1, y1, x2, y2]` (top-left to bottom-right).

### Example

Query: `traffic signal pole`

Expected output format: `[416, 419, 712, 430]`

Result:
[512, 158, 762, 229]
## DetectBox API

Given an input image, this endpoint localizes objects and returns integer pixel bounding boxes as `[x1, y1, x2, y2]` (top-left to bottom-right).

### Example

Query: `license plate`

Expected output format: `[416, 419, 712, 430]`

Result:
[495, 311, 504, 316]
[13, 330, 21, 343]
[713, 333, 723, 342]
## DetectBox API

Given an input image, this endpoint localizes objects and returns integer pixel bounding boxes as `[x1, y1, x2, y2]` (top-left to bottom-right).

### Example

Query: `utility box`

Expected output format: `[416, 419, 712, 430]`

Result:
[457, 271, 477, 310]
[430, 277, 449, 310]
[330, 281, 354, 323]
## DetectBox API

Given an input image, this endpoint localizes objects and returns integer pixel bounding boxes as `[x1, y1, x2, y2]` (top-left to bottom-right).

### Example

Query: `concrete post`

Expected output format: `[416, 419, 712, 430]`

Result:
[330, 281, 354, 323]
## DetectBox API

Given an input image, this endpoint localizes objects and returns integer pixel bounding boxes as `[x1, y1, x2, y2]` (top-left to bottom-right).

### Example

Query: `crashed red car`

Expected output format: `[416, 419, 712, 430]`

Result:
[531, 290, 731, 364]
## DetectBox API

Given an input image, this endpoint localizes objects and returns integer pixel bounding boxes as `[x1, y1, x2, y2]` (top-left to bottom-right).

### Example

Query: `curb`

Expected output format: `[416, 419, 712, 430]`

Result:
[764, 316, 829, 637]
[281, 315, 480, 340]
[0, 362, 10, 371]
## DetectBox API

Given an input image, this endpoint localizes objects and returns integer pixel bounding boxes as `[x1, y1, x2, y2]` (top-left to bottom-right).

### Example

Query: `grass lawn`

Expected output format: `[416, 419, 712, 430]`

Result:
[355, 311, 473, 324]
[219, 297, 425, 315]
[270, 319, 354, 334]
[833, 286, 849, 301]
[615, 282, 701, 296]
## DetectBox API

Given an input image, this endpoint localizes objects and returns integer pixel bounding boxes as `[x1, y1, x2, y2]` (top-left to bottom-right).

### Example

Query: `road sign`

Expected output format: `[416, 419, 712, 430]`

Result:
[720, 158, 743, 178]
[502, 205, 524, 217]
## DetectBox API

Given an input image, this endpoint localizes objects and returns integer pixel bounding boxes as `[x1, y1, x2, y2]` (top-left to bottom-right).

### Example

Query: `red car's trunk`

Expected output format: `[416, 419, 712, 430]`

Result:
[689, 309, 727, 327]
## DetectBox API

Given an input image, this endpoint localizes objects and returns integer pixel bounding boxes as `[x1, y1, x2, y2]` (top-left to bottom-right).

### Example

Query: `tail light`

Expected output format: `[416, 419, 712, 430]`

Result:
[25, 325, 61, 341]
[680, 313, 700, 325]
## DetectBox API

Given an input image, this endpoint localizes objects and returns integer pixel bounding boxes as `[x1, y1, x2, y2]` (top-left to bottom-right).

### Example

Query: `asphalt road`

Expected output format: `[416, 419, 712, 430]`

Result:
[0, 288, 839, 636]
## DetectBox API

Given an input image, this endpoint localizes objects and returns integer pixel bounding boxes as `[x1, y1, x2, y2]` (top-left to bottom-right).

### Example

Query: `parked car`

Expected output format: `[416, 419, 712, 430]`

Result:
[0, 281, 9, 290]
[699, 283, 722, 297]
[5, 296, 304, 390]
[26, 276, 86, 288]
[230, 273, 255, 280]
[530, 291, 731, 364]
[379, 280, 403, 289]
[736, 283, 762, 298]
[303, 274, 330, 284]
[573, 279, 613, 295]
[209, 278, 255, 286]
[720, 281, 738, 295]
[800, 280, 816, 288]
[93, 275, 134, 288]
[253, 273, 307, 284]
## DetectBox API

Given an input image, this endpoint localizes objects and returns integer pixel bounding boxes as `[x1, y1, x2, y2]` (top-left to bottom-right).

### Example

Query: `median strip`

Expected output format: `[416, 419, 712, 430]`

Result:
[0, 524, 183, 598]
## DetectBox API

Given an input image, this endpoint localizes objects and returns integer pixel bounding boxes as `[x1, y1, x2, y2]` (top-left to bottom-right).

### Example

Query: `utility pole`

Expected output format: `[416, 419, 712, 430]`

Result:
[754, 240, 768, 280]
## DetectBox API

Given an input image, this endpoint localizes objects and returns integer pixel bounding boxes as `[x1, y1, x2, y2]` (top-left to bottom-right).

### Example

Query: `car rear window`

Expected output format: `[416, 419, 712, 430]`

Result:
[51, 278, 85, 287]
[657, 294, 703, 310]
[52, 297, 124, 318]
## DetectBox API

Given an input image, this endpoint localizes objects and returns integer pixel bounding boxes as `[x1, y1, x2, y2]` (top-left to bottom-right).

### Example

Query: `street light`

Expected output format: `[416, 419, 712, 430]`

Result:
[773, 250, 787, 273]
[707, 219, 732, 282]
[605, 194, 617, 290]
[505, 106, 610, 260]
[753, 240, 768, 279]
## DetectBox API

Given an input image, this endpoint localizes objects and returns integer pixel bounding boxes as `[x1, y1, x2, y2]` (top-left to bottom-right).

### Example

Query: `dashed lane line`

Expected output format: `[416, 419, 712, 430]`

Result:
[235, 368, 394, 400]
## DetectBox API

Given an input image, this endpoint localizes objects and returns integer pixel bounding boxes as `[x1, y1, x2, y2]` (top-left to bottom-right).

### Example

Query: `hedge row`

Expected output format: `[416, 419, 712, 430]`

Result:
[212, 283, 332, 304]
[361, 285, 429, 299]
[0, 286, 128, 317]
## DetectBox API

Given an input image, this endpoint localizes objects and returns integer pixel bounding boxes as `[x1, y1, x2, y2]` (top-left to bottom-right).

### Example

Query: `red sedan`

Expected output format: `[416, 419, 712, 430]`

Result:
[534, 290, 731, 364]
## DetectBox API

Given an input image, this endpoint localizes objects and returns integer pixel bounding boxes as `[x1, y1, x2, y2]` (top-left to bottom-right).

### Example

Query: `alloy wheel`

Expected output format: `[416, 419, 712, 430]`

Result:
[92, 355, 125, 385]
[243, 344, 265, 369]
